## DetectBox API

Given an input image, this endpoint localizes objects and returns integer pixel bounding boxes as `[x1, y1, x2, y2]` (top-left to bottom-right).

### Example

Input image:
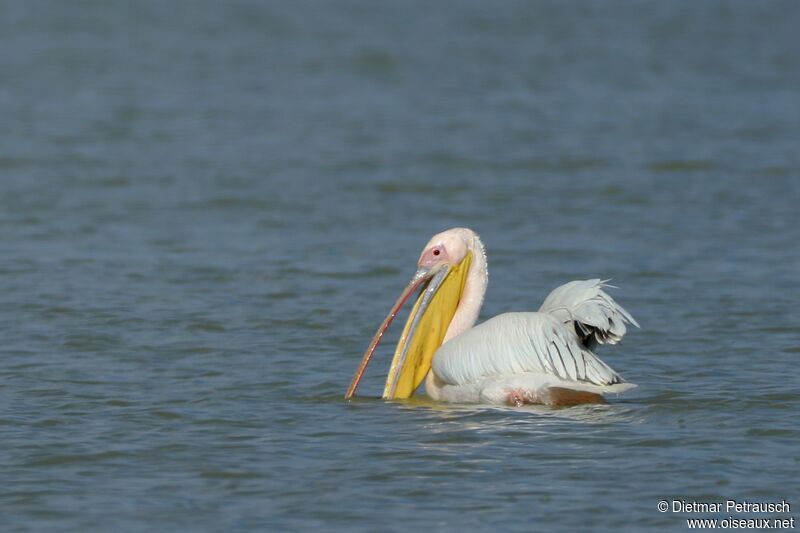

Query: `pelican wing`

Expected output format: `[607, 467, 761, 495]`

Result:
[539, 279, 639, 348]
[432, 312, 625, 388]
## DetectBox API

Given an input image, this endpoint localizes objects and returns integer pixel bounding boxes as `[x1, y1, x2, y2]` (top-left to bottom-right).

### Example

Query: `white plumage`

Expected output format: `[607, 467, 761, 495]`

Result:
[430, 280, 638, 404]
[539, 279, 639, 347]
[345, 228, 640, 407]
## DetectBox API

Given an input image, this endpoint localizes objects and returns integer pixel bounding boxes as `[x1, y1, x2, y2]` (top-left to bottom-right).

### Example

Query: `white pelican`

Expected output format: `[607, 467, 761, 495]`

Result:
[345, 227, 639, 407]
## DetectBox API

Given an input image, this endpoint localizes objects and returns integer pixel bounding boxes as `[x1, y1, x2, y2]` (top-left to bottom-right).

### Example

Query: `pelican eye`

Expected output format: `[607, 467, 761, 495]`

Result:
[433, 249, 440, 256]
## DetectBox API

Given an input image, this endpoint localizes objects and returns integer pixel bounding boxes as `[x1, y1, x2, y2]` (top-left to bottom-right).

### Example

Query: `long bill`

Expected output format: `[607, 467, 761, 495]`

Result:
[344, 252, 472, 400]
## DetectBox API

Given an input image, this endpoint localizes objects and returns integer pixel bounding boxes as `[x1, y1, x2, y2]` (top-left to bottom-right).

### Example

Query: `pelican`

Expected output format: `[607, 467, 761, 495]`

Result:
[345, 227, 639, 407]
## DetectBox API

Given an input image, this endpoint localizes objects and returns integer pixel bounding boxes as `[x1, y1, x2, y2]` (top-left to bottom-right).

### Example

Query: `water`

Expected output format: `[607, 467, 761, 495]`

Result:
[1, 1, 799, 531]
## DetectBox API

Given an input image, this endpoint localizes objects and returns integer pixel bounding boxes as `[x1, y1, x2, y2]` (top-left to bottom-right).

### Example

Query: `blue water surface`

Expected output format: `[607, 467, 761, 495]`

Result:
[1, 1, 798, 531]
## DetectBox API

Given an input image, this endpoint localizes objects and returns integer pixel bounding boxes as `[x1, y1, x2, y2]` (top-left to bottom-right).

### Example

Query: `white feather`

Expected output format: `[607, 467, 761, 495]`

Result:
[428, 280, 639, 404]
[433, 312, 625, 387]
[539, 279, 639, 346]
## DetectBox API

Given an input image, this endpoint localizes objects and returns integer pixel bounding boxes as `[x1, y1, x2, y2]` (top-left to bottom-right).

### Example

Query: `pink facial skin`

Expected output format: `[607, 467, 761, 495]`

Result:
[417, 244, 450, 269]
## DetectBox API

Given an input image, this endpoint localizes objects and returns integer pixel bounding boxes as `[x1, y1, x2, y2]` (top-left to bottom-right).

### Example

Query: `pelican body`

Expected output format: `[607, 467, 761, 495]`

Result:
[345, 228, 638, 407]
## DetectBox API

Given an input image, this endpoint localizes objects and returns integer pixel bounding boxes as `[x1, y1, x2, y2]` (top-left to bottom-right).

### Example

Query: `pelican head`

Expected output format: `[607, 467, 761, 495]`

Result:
[345, 228, 480, 400]
[416, 228, 471, 271]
